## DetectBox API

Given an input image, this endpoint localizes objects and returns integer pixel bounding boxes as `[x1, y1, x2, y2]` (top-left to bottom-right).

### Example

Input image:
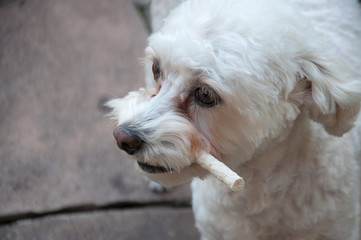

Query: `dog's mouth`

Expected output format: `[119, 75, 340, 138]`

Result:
[137, 161, 172, 174]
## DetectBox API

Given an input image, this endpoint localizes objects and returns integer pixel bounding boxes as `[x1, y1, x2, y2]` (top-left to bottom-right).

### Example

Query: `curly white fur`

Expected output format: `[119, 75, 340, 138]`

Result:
[108, 0, 361, 239]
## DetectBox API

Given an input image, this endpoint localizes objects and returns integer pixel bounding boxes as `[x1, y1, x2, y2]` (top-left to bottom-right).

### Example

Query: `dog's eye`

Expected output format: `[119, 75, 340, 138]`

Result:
[152, 61, 161, 80]
[194, 87, 220, 108]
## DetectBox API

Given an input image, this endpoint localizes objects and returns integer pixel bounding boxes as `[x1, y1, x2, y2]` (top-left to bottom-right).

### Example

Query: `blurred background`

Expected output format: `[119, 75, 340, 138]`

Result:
[0, 0, 199, 239]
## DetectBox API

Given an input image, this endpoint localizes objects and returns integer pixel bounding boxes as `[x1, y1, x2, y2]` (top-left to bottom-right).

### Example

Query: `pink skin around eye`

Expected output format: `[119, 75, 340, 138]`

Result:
[151, 83, 162, 98]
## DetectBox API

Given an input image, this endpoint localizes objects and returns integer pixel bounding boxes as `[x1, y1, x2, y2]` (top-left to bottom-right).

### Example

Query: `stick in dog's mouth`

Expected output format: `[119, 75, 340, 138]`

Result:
[196, 151, 245, 191]
[138, 150, 245, 191]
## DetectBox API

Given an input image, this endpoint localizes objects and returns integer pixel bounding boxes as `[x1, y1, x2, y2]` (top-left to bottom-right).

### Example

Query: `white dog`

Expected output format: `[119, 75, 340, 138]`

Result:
[108, 0, 361, 239]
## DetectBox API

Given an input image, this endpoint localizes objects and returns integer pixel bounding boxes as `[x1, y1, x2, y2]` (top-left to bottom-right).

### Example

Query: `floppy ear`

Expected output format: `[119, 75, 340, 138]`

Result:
[299, 54, 361, 136]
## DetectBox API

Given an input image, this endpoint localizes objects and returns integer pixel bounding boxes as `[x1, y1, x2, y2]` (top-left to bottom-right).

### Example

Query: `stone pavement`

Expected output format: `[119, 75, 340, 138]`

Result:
[0, 0, 199, 239]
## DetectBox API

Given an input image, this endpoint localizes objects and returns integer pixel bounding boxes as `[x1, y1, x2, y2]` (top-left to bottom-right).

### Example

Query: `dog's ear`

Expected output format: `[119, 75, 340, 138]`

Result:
[298, 54, 361, 136]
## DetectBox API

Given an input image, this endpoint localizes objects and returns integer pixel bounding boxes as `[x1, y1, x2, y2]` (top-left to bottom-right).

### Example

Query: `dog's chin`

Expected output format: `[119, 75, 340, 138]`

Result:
[135, 162, 208, 186]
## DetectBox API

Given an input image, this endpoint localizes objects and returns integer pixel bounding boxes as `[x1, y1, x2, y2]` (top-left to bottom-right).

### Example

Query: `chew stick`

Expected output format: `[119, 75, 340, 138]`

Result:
[196, 151, 245, 191]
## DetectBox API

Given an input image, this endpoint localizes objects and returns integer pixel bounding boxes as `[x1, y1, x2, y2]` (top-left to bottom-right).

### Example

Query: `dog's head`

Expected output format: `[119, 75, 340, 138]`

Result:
[107, 0, 361, 185]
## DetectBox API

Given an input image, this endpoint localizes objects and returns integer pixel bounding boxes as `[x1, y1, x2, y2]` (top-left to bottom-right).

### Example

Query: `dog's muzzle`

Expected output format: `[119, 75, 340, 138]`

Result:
[113, 126, 172, 174]
[113, 127, 142, 155]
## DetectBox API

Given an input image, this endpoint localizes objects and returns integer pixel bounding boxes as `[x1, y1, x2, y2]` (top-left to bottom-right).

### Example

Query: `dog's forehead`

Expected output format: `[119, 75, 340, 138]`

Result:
[145, 0, 312, 80]
[147, 32, 215, 75]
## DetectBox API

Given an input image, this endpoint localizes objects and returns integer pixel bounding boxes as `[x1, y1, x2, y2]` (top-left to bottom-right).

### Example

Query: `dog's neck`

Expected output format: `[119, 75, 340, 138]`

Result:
[236, 109, 320, 188]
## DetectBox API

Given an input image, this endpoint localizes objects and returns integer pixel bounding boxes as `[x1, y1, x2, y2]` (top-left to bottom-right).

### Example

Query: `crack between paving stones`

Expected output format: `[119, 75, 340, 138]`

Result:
[0, 200, 191, 226]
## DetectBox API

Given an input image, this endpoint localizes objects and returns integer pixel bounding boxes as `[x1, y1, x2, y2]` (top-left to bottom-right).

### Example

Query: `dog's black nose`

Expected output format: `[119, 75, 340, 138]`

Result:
[113, 127, 142, 155]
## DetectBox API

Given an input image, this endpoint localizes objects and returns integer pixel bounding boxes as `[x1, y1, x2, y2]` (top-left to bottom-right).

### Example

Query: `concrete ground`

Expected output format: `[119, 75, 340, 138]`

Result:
[0, 0, 199, 239]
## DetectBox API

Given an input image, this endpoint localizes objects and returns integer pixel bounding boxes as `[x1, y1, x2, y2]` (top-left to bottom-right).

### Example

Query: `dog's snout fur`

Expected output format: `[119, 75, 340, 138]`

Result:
[113, 127, 142, 155]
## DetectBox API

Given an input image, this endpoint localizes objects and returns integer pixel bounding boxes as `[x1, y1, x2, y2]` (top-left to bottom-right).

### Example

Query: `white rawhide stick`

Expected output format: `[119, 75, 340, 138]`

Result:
[196, 151, 245, 191]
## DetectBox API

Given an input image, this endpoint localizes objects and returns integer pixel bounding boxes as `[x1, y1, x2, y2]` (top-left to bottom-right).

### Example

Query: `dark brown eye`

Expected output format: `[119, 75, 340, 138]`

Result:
[152, 61, 161, 80]
[194, 86, 220, 108]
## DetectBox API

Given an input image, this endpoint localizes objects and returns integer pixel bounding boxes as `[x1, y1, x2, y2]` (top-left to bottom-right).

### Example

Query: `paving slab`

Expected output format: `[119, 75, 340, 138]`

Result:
[0, 208, 200, 240]
[0, 0, 191, 217]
